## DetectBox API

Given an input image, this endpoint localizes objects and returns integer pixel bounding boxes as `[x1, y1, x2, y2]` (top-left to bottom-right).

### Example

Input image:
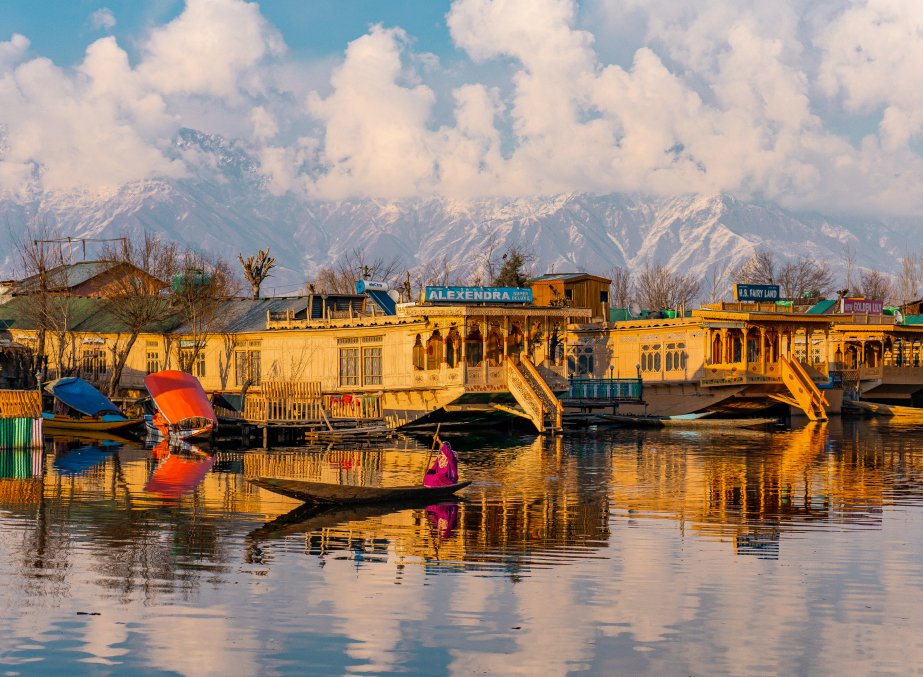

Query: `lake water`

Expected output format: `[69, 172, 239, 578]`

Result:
[1, 420, 922, 675]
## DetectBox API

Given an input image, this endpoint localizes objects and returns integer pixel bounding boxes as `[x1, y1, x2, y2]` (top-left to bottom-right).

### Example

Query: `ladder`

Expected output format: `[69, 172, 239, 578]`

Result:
[505, 357, 563, 433]
[769, 356, 829, 421]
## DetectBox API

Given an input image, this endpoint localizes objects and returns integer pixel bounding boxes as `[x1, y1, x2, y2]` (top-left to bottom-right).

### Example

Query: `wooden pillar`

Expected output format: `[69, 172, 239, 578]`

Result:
[759, 327, 767, 371]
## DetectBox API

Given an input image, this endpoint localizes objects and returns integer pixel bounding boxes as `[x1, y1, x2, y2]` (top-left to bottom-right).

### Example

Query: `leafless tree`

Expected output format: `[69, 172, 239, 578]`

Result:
[100, 233, 178, 396]
[308, 247, 404, 294]
[841, 245, 858, 295]
[171, 251, 240, 374]
[897, 254, 921, 303]
[737, 250, 832, 300]
[635, 262, 700, 310]
[733, 249, 777, 284]
[777, 256, 834, 300]
[238, 248, 276, 299]
[703, 263, 732, 303]
[13, 222, 79, 381]
[607, 266, 634, 309]
[858, 269, 893, 303]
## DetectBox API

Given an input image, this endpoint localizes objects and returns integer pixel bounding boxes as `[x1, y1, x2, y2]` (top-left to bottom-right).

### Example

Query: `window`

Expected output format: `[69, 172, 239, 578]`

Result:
[146, 350, 160, 374]
[363, 347, 382, 385]
[235, 349, 262, 386]
[180, 348, 207, 378]
[426, 330, 444, 370]
[412, 335, 425, 370]
[82, 349, 107, 378]
[600, 290, 609, 303]
[339, 348, 360, 386]
[465, 325, 483, 366]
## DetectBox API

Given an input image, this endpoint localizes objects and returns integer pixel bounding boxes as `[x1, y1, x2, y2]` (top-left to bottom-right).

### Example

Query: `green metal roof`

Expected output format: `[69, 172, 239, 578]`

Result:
[806, 299, 837, 314]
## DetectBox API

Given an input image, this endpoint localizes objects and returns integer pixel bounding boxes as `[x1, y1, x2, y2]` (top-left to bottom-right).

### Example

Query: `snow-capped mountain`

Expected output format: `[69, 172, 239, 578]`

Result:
[0, 129, 916, 295]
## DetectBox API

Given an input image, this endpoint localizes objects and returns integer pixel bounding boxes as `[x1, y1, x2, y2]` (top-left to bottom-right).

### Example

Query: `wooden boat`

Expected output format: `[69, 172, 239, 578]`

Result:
[144, 370, 217, 441]
[597, 413, 777, 429]
[849, 400, 923, 421]
[250, 476, 472, 505]
[43, 377, 143, 435]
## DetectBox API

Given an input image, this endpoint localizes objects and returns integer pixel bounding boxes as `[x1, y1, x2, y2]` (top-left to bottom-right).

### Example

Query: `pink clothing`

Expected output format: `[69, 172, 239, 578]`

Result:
[423, 442, 459, 487]
[426, 502, 459, 539]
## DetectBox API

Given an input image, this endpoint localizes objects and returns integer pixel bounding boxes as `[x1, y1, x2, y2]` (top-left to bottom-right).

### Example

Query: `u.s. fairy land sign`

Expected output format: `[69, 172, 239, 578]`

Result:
[424, 286, 533, 303]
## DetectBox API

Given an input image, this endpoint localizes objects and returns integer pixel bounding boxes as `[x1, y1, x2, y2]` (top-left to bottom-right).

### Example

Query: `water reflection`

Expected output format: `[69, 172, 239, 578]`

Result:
[0, 422, 922, 673]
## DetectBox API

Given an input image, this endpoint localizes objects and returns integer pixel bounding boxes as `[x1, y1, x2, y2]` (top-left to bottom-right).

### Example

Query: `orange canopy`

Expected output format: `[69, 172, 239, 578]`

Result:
[144, 370, 217, 426]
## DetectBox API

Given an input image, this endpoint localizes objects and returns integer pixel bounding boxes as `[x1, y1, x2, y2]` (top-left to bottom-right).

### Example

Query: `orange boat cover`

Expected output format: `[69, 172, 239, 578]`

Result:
[144, 370, 217, 426]
[144, 453, 215, 497]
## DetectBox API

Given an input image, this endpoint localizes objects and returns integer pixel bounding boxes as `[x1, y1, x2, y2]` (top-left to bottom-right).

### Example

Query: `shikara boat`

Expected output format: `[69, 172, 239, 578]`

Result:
[144, 441, 214, 497]
[43, 377, 143, 435]
[144, 370, 217, 441]
[250, 476, 472, 506]
[597, 413, 777, 429]
[849, 400, 923, 422]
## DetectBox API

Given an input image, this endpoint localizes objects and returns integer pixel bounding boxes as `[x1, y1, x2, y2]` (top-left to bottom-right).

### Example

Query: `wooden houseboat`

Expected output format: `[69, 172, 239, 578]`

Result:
[569, 301, 840, 420]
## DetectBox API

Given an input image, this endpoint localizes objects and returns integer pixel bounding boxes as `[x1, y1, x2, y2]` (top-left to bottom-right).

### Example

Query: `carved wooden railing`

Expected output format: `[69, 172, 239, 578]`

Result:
[521, 356, 562, 431]
[506, 359, 546, 433]
[0, 390, 41, 418]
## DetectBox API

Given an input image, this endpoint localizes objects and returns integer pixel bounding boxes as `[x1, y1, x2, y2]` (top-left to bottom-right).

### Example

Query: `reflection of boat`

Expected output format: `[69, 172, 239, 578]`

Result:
[43, 377, 143, 435]
[250, 477, 472, 505]
[144, 441, 214, 497]
[249, 501, 425, 540]
[597, 413, 777, 429]
[144, 371, 217, 441]
[53, 443, 120, 475]
[849, 400, 923, 421]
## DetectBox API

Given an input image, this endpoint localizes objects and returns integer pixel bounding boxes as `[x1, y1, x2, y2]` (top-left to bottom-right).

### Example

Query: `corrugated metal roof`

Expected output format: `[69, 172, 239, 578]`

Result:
[170, 297, 310, 334]
[16, 261, 117, 293]
[531, 272, 598, 281]
[0, 296, 178, 333]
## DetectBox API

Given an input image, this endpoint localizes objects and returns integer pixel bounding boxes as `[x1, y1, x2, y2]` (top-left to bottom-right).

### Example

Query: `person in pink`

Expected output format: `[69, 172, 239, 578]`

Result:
[423, 441, 459, 487]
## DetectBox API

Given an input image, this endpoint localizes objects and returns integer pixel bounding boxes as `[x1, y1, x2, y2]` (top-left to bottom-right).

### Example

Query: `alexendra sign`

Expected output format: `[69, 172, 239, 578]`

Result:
[425, 286, 533, 303]
[734, 283, 781, 301]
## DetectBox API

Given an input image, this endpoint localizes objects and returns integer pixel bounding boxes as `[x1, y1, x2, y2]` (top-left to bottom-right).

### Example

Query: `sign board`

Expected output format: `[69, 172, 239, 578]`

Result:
[424, 286, 533, 304]
[734, 283, 781, 302]
[843, 298, 883, 314]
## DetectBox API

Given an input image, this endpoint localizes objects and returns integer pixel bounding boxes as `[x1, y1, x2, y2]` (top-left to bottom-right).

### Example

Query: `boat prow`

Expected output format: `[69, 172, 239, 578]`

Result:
[250, 477, 472, 505]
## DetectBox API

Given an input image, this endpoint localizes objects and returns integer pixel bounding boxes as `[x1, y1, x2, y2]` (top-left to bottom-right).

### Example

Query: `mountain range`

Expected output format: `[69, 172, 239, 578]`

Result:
[1, 128, 917, 296]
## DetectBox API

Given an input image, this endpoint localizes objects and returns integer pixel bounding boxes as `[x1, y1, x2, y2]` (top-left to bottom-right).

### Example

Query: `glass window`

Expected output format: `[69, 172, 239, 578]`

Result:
[146, 351, 160, 375]
[339, 348, 360, 386]
[363, 347, 382, 385]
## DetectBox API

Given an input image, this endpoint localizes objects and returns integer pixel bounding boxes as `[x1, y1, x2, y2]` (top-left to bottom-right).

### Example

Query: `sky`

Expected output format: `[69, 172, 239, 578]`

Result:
[1, 0, 922, 217]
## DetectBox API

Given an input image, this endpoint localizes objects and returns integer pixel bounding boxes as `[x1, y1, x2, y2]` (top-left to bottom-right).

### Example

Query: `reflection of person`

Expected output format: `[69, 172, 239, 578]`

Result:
[426, 502, 459, 539]
[423, 441, 459, 487]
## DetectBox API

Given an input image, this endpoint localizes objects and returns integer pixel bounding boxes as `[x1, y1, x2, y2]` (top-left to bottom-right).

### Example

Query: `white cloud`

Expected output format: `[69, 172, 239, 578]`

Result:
[90, 8, 117, 31]
[0, 0, 922, 215]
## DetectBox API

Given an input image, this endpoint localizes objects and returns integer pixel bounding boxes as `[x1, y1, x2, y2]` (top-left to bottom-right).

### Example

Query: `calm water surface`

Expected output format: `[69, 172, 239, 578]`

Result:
[1, 420, 922, 675]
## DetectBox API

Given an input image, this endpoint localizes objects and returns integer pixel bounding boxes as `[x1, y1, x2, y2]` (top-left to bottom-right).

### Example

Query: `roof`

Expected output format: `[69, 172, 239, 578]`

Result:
[170, 296, 311, 334]
[15, 261, 118, 293]
[0, 296, 178, 334]
[806, 299, 838, 314]
[531, 272, 612, 283]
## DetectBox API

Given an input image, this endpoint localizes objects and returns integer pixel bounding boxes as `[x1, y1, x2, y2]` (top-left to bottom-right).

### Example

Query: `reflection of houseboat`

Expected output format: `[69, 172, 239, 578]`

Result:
[570, 301, 839, 419]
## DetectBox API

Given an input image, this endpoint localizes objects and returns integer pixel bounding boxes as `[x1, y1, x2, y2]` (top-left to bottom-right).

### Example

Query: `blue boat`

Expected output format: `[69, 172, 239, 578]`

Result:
[43, 377, 143, 435]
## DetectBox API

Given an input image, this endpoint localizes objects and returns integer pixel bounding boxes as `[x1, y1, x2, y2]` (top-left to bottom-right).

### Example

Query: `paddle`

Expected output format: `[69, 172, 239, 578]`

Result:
[421, 423, 442, 483]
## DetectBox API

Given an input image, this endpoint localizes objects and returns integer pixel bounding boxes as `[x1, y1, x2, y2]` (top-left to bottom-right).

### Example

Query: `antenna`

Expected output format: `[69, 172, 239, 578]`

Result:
[628, 302, 641, 318]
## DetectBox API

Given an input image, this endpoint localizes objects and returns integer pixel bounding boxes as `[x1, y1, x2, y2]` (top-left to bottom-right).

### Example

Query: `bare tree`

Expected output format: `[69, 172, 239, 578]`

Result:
[703, 263, 732, 303]
[14, 223, 79, 381]
[635, 262, 700, 310]
[733, 249, 777, 284]
[841, 245, 858, 295]
[171, 251, 240, 374]
[238, 248, 276, 299]
[308, 247, 404, 294]
[100, 233, 178, 396]
[897, 254, 921, 304]
[858, 269, 893, 302]
[777, 256, 834, 300]
[607, 266, 634, 309]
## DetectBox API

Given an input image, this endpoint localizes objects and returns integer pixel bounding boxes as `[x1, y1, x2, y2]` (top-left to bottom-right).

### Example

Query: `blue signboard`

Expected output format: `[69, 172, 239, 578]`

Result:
[734, 283, 780, 301]
[425, 286, 533, 303]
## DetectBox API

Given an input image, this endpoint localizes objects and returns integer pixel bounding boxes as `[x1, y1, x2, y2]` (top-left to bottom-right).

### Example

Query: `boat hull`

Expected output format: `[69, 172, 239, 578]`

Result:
[251, 477, 472, 505]
[43, 415, 144, 434]
[598, 414, 777, 429]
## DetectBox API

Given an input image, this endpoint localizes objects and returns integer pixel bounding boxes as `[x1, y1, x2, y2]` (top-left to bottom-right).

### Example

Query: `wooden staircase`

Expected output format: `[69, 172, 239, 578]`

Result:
[769, 356, 829, 421]
[505, 357, 563, 434]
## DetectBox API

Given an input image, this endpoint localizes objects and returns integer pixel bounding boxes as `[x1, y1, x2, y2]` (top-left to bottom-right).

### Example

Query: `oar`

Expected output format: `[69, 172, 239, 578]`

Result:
[421, 423, 442, 482]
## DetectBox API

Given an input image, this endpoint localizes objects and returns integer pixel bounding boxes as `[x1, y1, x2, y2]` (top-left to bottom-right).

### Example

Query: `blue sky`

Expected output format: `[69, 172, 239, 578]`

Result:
[1, 0, 923, 217]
